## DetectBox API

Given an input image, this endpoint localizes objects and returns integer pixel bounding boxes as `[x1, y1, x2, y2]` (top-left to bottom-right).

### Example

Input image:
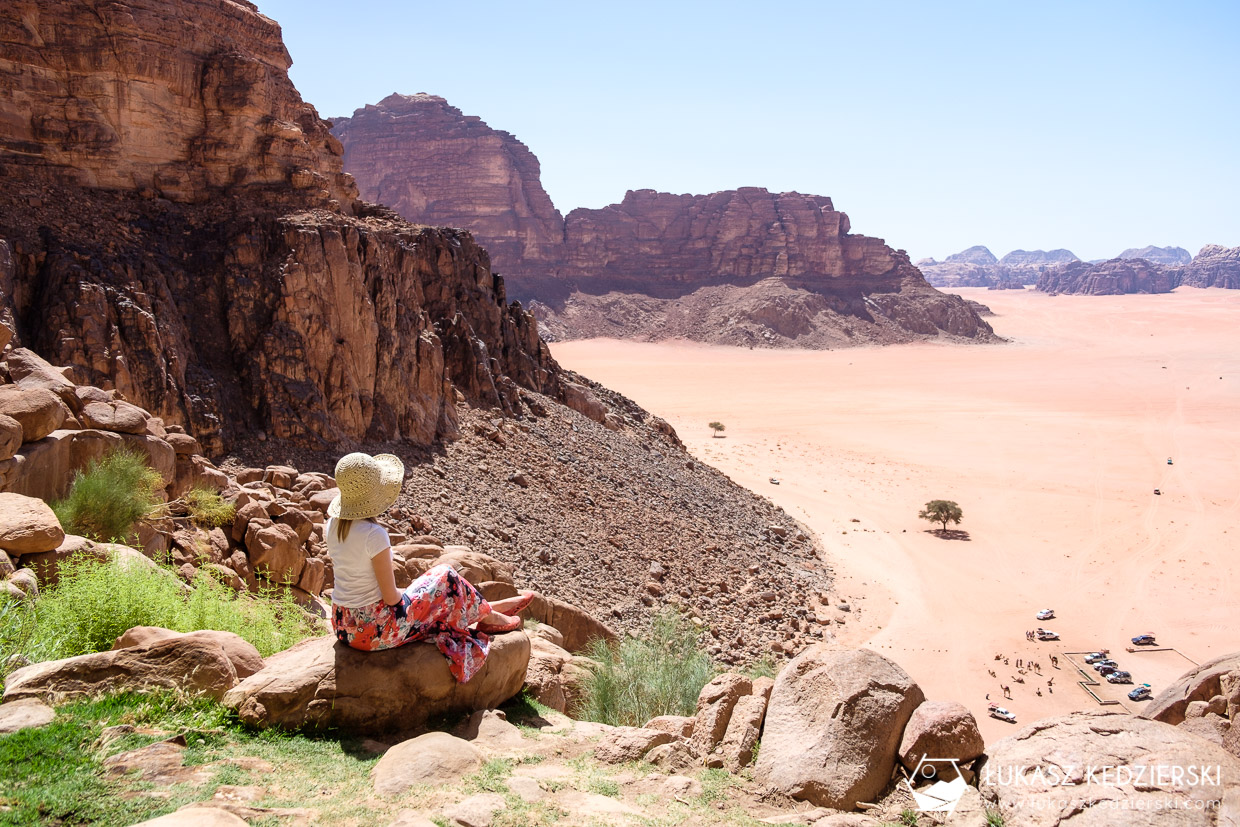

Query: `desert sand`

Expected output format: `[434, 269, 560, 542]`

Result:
[553, 287, 1240, 740]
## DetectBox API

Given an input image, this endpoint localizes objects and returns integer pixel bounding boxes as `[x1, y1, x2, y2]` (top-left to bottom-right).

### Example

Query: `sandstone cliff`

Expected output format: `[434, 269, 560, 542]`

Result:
[1036, 257, 1178, 295]
[331, 97, 995, 346]
[330, 94, 565, 272]
[0, 0, 556, 455]
[1181, 244, 1240, 289]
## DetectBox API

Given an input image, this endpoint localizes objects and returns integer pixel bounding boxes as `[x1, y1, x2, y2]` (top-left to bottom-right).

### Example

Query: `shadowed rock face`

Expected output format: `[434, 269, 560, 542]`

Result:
[331, 96, 996, 345]
[1036, 257, 1178, 295]
[0, 0, 558, 454]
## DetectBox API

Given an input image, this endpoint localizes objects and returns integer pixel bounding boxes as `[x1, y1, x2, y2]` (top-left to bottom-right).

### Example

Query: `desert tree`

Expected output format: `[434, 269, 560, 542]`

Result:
[919, 499, 963, 532]
[708, 421, 726, 438]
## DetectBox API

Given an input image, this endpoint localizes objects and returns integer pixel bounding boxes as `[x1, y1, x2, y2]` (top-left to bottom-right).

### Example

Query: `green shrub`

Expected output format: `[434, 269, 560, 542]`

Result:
[10, 553, 320, 672]
[51, 448, 164, 542]
[182, 487, 236, 528]
[578, 610, 719, 727]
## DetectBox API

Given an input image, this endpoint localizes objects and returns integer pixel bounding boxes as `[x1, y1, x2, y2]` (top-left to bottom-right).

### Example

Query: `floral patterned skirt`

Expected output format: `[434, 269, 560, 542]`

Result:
[332, 564, 493, 682]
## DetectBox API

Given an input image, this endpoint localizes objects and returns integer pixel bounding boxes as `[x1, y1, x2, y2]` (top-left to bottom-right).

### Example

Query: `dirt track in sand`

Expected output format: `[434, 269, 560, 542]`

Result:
[553, 286, 1240, 741]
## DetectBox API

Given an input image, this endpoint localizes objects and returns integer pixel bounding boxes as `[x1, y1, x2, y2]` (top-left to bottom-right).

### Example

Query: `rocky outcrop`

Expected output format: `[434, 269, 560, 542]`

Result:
[1142, 652, 1240, 726]
[331, 98, 994, 347]
[1119, 245, 1192, 266]
[221, 632, 530, 734]
[1037, 258, 1178, 295]
[330, 94, 565, 274]
[978, 711, 1240, 826]
[0, 1, 558, 455]
[1181, 245, 1240, 289]
[754, 646, 925, 809]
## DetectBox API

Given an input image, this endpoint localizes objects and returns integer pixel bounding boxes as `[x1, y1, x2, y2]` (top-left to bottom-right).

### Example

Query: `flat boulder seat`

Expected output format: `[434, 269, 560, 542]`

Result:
[222, 633, 530, 734]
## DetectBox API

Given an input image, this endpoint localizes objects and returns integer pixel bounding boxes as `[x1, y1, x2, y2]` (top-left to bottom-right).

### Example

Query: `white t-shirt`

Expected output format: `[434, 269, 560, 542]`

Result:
[325, 517, 392, 608]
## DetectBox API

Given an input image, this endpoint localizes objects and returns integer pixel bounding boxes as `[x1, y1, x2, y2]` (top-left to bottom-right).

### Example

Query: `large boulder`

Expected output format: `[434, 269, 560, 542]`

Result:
[112, 627, 264, 679]
[899, 700, 985, 770]
[978, 711, 1240, 826]
[3, 636, 239, 703]
[754, 646, 925, 809]
[246, 522, 304, 583]
[79, 400, 150, 434]
[0, 492, 65, 554]
[0, 386, 67, 442]
[0, 413, 22, 461]
[372, 731, 482, 796]
[1142, 651, 1240, 726]
[222, 632, 530, 734]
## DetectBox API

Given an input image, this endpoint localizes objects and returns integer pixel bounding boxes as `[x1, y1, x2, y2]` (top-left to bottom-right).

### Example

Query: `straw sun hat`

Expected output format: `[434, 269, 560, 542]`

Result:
[327, 452, 405, 520]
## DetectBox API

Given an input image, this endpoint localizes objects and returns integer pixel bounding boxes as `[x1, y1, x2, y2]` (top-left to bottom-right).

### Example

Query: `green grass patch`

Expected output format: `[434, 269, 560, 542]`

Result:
[1, 553, 321, 687]
[51, 447, 164, 543]
[578, 611, 719, 727]
[0, 691, 391, 826]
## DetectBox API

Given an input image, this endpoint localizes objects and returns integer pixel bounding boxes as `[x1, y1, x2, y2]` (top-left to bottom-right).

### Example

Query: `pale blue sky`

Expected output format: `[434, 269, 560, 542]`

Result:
[258, 1, 1238, 261]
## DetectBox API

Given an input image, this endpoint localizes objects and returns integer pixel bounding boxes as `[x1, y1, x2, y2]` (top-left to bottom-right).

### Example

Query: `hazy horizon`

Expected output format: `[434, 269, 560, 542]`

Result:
[258, 0, 1239, 262]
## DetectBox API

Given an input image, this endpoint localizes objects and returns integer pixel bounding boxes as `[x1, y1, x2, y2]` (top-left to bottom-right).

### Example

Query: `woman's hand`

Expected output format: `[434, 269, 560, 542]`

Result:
[370, 548, 402, 606]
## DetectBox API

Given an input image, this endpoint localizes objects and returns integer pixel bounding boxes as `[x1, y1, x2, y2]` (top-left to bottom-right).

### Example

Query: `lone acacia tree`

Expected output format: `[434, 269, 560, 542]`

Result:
[919, 500, 963, 532]
[709, 421, 726, 438]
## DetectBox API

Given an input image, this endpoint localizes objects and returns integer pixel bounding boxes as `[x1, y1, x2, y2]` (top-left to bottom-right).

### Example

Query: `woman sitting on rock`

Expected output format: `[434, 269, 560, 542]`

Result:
[325, 452, 532, 682]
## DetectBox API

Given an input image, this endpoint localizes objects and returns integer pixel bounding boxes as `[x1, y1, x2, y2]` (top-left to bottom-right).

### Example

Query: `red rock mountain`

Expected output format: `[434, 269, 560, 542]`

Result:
[1036, 258, 1177, 295]
[0, 0, 556, 454]
[331, 95, 995, 346]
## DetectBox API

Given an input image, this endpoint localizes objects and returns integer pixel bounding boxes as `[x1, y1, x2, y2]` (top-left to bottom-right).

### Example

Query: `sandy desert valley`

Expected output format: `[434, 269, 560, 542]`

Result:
[555, 286, 1240, 741]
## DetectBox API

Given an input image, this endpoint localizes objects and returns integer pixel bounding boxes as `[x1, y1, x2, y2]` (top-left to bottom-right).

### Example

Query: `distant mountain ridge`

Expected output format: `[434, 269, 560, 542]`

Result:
[921, 243, 1237, 291]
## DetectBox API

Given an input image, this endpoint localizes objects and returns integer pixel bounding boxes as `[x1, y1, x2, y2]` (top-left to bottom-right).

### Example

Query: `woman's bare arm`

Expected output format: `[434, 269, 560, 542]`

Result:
[370, 548, 402, 606]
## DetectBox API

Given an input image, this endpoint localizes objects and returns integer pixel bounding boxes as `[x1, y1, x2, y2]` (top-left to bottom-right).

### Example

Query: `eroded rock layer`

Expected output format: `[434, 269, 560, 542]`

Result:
[0, 1, 556, 454]
[331, 96, 996, 346]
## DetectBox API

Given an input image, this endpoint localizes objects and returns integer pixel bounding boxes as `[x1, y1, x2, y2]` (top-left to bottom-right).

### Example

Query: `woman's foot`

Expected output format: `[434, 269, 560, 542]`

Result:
[475, 611, 523, 634]
[487, 590, 535, 615]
